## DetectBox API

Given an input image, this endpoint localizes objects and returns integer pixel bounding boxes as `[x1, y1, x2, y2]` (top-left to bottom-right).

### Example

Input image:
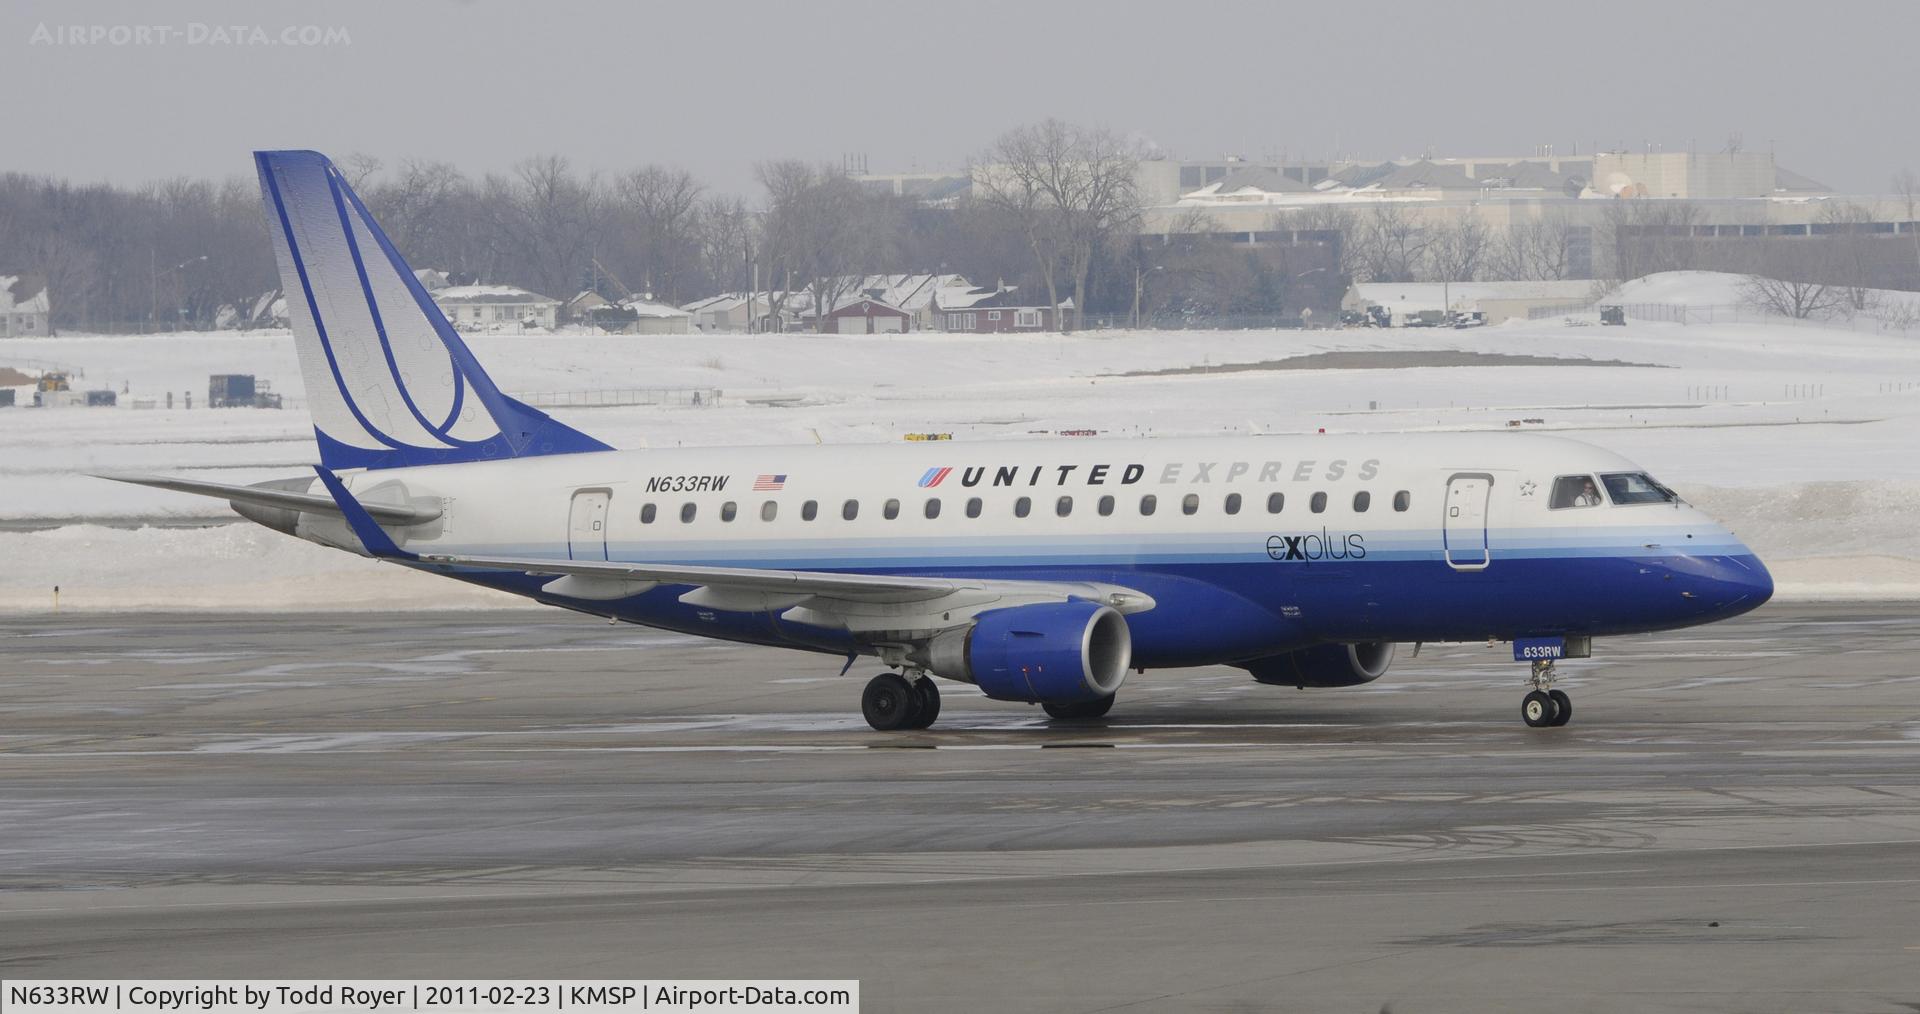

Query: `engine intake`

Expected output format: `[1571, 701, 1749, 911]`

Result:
[1243, 641, 1395, 688]
[919, 601, 1131, 703]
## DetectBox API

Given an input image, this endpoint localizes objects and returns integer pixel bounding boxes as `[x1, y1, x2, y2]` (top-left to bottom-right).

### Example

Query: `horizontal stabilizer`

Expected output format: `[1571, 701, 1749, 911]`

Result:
[96, 473, 442, 526]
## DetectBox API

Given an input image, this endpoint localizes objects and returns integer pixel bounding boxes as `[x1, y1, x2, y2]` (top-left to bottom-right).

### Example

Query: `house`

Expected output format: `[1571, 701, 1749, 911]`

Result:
[564, 290, 610, 323]
[1, 277, 50, 337]
[413, 268, 452, 292]
[826, 274, 973, 331]
[822, 298, 911, 334]
[613, 297, 693, 334]
[432, 284, 559, 331]
[934, 285, 1073, 333]
[680, 292, 805, 332]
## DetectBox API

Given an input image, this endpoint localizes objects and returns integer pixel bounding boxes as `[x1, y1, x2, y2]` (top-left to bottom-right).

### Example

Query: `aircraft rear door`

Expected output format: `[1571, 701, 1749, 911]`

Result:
[568, 488, 611, 561]
[1442, 473, 1493, 571]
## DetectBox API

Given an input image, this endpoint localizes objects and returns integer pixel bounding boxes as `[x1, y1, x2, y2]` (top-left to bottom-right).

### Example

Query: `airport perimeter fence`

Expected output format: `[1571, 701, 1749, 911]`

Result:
[1077, 313, 1334, 331]
[259, 388, 721, 413]
[1526, 300, 1920, 337]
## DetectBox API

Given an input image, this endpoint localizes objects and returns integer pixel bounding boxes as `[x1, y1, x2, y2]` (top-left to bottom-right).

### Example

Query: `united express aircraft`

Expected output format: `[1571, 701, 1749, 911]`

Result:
[110, 151, 1774, 731]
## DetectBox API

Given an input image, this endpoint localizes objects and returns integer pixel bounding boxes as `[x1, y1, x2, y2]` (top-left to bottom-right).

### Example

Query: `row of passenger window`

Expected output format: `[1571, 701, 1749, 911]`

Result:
[639, 489, 1413, 525]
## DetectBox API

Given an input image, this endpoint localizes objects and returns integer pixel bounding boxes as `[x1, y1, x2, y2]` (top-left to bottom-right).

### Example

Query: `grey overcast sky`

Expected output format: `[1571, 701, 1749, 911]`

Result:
[8, 0, 1919, 196]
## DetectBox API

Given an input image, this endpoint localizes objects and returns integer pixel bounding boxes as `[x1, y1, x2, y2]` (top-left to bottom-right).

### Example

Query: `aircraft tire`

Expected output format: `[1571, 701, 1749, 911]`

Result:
[909, 678, 942, 729]
[1547, 689, 1573, 727]
[1042, 694, 1115, 721]
[862, 673, 921, 731]
[1522, 690, 1556, 728]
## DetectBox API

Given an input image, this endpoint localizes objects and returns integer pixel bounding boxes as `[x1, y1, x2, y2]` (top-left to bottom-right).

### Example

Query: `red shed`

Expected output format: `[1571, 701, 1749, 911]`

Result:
[822, 298, 911, 334]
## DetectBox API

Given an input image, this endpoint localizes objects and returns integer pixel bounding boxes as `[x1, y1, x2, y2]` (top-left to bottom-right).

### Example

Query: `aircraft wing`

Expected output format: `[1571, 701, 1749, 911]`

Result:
[418, 551, 1155, 632]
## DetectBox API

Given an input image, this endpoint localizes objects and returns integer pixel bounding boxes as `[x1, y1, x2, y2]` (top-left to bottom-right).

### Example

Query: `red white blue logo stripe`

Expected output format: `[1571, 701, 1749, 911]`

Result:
[918, 467, 952, 488]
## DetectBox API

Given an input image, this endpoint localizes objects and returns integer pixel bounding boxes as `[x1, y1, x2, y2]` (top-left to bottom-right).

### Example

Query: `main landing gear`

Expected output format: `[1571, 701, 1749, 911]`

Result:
[861, 671, 941, 731]
[1521, 659, 1573, 728]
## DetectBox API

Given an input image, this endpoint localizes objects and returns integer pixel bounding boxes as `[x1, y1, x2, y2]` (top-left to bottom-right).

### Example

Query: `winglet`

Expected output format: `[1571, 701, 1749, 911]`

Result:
[313, 466, 416, 560]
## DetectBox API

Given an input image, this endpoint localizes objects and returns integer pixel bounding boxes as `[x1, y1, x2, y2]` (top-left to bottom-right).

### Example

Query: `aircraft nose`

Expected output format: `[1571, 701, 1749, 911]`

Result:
[1703, 550, 1773, 617]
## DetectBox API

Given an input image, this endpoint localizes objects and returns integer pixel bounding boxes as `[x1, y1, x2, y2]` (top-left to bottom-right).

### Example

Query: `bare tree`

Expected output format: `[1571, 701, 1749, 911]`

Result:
[1428, 213, 1491, 283]
[1491, 212, 1581, 280]
[1362, 202, 1428, 283]
[1741, 273, 1839, 319]
[613, 165, 704, 301]
[1816, 202, 1879, 314]
[974, 119, 1141, 331]
[482, 155, 602, 301]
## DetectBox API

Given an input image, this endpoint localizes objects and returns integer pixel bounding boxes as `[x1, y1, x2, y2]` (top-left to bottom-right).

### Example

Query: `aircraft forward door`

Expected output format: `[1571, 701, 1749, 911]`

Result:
[567, 488, 611, 561]
[1442, 473, 1493, 571]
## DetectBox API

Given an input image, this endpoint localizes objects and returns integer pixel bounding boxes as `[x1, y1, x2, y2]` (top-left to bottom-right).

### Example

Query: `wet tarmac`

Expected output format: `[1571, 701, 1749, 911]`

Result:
[2, 605, 1917, 1012]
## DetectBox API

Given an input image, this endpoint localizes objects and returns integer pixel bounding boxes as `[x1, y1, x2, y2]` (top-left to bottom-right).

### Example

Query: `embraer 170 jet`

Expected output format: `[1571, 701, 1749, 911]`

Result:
[111, 151, 1774, 731]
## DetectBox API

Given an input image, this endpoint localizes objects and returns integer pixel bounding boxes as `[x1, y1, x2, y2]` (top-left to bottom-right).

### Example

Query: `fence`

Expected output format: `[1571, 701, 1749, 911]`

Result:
[1077, 312, 1333, 331]
[506, 388, 720, 409]
[1527, 300, 1920, 337]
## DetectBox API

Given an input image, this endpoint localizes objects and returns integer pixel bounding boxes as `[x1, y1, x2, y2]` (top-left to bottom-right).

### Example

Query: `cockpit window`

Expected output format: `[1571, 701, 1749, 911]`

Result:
[1549, 475, 1604, 509]
[1601, 472, 1679, 505]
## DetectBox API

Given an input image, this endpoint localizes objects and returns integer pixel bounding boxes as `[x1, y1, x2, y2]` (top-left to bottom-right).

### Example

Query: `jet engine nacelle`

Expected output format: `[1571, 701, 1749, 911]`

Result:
[1244, 641, 1395, 688]
[920, 601, 1131, 703]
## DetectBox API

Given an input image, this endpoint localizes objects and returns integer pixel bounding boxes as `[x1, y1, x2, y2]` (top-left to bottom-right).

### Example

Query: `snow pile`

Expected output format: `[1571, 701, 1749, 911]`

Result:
[0, 524, 516, 612]
[1608, 271, 1759, 305]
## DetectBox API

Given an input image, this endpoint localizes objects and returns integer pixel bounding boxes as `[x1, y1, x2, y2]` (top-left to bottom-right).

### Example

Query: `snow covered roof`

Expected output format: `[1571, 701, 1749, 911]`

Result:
[942, 286, 1073, 311]
[413, 268, 451, 291]
[830, 274, 974, 313]
[1477, 162, 1575, 192]
[1, 276, 49, 315]
[1188, 167, 1313, 198]
[619, 297, 692, 319]
[1773, 166, 1832, 193]
[1369, 160, 1475, 191]
[433, 285, 558, 305]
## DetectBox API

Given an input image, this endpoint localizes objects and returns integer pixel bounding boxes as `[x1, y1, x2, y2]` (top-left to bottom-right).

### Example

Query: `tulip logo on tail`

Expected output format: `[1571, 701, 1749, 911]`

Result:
[918, 467, 952, 488]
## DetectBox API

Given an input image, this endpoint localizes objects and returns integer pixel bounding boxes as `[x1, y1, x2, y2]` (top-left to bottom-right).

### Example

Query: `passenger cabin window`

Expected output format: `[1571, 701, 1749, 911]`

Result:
[924, 498, 941, 519]
[1098, 495, 1115, 516]
[1014, 496, 1032, 518]
[802, 500, 818, 521]
[1353, 491, 1371, 512]
[1182, 493, 1200, 516]
[640, 503, 657, 524]
[966, 497, 983, 518]
[1310, 492, 1327, 514]
[680, 503, 697, 523]
[842, 499, 859, 521]
[1056, 495, 1073, 517]
[1550, 475, 1604, 509]
[761, 501, 778, 522]
[720, 501, 737, 522]
[1140, 494, 1158, 516]
[884, 498, 900, 520]
[1393, 490, 1411, 512]
[1267, 492, 1284, 514]
[1224, 493, 1242, 515]
[1601, 472, 1679, 505]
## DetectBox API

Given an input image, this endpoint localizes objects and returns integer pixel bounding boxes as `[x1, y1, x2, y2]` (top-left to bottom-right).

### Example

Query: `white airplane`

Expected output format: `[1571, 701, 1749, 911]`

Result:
[111, 151, 1773, 731]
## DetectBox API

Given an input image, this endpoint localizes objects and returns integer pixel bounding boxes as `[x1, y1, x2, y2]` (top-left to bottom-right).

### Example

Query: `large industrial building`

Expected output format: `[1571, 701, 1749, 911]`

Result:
[853, 149, 1920, 288]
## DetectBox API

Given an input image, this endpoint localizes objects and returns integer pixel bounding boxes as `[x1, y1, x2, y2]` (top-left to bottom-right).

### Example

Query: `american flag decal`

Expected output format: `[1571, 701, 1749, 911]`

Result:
[753, 474, 787, 491]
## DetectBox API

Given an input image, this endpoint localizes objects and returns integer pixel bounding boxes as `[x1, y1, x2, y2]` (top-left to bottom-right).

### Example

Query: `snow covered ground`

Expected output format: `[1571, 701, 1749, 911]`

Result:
[4, 272, 1919, 610]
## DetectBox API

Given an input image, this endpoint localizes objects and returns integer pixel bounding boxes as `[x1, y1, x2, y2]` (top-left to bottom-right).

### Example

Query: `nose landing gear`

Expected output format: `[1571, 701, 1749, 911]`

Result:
[1521, 659, 1573, 728]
